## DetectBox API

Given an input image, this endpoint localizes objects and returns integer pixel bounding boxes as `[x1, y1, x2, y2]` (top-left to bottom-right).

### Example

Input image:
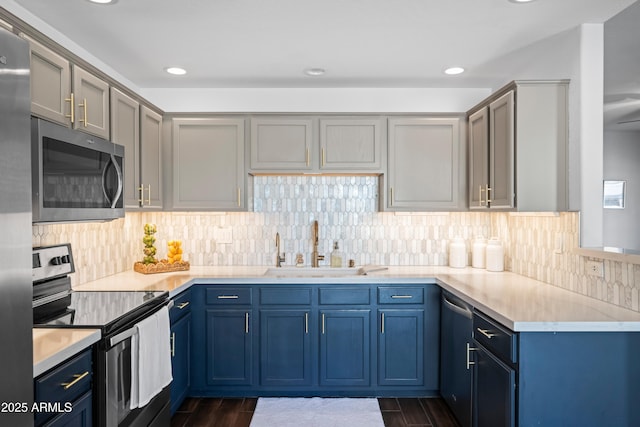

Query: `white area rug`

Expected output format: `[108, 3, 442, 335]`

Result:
[249, 397, 385, 427]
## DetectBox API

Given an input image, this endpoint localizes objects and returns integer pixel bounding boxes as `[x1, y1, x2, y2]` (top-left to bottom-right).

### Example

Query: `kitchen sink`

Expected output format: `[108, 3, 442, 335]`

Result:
[263, 266, 387, 277]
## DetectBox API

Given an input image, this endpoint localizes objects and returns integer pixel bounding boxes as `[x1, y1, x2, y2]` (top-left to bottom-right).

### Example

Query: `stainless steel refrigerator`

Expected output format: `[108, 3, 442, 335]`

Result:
[0, 27, 34, 426]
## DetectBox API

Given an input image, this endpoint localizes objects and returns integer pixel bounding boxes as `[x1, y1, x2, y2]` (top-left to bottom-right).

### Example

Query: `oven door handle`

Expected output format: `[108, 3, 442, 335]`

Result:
[109, 325, 137, 348]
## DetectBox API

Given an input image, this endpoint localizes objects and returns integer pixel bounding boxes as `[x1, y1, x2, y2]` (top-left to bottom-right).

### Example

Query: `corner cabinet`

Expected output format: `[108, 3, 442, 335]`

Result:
[26, 35, 109, 139]
[468, 80, 569, 211]
[171, 118, 246, 211]
[386, 117, 464, 211]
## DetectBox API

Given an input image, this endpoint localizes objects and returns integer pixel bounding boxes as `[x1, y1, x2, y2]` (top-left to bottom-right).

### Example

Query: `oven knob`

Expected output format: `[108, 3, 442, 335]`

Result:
[50, 256, 62, 265]
[61, 255, 70, 264]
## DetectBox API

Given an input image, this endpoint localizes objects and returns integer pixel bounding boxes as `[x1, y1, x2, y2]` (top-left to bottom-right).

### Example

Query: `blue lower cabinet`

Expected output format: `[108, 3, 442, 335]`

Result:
[260, 309, 312, 386]
[205, 309, 253, 386]
[43, 390, 92, 427]
[474, 343, 516, 427]
[170, 311, 191, 414]
[320, 310, 371, 387]
[378, 309, 424, 386]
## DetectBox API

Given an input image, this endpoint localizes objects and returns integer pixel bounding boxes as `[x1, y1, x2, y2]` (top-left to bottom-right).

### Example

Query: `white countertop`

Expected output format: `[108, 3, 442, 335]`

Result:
[71, 265, 640, 333]
[33, 328, 101, 377]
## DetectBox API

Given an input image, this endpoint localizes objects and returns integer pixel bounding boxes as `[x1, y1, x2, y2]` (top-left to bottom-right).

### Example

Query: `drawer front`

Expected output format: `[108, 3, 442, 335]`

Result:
[319, 287, 370, 305]
[35, 348, 92, 409]
[260, 287, 312, 305]
[206, 287, 252, 305]
[473, 311, 517, 364]
[378, 287, 424, 304]
[170, 289, 192, 322]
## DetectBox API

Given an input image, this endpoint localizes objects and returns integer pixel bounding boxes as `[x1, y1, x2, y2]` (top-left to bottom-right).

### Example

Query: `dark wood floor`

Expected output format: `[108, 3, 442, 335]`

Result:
[171, 397, 460, 427]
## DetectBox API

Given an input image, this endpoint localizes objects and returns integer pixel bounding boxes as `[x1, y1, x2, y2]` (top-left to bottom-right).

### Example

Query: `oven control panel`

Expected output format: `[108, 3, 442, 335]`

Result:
[32, 244, 75, 283]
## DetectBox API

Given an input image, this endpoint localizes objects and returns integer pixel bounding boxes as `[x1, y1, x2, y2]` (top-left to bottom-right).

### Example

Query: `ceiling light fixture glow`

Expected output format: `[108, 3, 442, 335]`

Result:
[304, 68, 326, 76]
[88, 0, 116, 4]
[165, 67, 187, 75]
[444, 67, 465, 75]
[508, 0, 536, 3]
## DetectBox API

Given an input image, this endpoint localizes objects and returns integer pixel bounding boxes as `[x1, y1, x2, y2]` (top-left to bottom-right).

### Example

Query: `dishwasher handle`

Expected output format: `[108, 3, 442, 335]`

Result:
[442, 293, 472, 319]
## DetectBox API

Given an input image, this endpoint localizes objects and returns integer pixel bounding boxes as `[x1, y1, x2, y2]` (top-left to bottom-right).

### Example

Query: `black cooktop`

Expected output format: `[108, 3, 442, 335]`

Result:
[34, 290, 169, 335]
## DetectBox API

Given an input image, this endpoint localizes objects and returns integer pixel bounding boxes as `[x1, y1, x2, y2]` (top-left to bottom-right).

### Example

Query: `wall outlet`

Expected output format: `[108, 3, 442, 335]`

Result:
[586, 260, 604, 277]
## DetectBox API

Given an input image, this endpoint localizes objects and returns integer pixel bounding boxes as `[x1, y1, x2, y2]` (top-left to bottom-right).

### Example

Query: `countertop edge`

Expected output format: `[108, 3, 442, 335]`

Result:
[33, 329, 101, 378]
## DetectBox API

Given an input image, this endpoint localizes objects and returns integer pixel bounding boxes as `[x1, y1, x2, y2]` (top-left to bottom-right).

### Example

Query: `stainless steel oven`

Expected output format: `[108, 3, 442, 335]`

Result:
[31, 117, 125, 223]
[32, 244, 171, 427]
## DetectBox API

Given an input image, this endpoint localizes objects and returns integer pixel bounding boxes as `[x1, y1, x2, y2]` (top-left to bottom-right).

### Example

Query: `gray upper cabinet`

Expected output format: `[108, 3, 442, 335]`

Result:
[319, 118, 383, 171]
[140, 106, 163, 209]
[72, 65, 110, 139]
[172, 118, 246, 211]
[250, 118, 313, 171]
[468, 81, 569, 211]
[110, 88, 140, 209]
[26, 36, 110, 139]
[386, 117, 464, 211]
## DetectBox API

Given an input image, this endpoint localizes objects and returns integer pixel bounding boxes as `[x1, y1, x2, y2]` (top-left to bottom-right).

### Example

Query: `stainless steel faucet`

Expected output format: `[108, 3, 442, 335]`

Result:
[311, 220, 325, 267]
[275, 232, 285, 267]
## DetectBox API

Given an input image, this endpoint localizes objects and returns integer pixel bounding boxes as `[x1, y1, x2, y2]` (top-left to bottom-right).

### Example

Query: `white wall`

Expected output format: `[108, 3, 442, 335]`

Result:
[604, 130, 640, 249]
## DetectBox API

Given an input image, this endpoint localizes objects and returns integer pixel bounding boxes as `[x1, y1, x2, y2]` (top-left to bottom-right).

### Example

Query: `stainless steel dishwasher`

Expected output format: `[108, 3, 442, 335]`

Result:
[440, 291, 474, 427]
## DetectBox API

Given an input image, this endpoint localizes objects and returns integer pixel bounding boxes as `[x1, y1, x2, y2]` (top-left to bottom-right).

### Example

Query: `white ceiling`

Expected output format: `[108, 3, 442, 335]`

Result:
[6, 0, 637, 91]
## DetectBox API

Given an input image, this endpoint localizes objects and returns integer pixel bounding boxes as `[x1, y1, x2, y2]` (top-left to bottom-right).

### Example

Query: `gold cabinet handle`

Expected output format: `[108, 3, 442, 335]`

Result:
[321, 313, 325, 334]
[321, 148, 325, 167]
[478, 185, 485, 206]
[486, 185, 492, 203]
[237, 187, 241, 207]
[177, 302, 190, 309]
[305, 312, 309, 334]
[381, 312, 385, 334]
[171, 332, 176, 357]
[245, 312, 249, 334]
[466, 342, 477, 370]
[78, 98, 88, 127]
[64, 93, 75, 123]
[138, 185, 145, 205]
[61, 371, 89, 390]
[147, 184, 152, 206]
[389, 187, 394, 207]
[306, 147, 310, 167]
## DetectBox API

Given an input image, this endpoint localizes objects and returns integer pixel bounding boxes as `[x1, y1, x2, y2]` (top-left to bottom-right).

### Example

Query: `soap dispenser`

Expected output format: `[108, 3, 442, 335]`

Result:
[330, 241, 343, 268]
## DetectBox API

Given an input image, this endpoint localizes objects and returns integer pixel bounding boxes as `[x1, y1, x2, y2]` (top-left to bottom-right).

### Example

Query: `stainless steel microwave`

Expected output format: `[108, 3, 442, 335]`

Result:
[31, 117, 125, 223]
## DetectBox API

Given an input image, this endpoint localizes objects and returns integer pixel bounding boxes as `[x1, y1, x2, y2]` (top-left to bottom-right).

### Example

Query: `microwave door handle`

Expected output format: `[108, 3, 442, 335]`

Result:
[102, 154, 123, 209]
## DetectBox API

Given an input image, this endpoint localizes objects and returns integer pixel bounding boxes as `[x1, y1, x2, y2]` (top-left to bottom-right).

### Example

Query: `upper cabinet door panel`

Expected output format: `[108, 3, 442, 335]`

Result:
[468, 107, 489, 209]
[319, 119, 383, 171]
[110, 88, 140, 209]
[27, 37, 72, 126]
[72, 65, 110, 139]
[489, 91, 515, 209]
[140, 106, 163, 209]
[387, 117, 462, 210]
[173, 118, 245, 210]
[250, 118, 313, 170]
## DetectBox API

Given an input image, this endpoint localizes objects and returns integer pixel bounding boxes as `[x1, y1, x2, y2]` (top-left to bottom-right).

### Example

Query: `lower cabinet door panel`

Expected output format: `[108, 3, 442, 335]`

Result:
[260, 309, 312, 386]
[474, 344, 516, 427]
[378, 309, 424, 386]
[205, 309, 252, 386]
[170, 312, 191, 414]
[42, 391, 92, 427]
[320, 310, 371, 387]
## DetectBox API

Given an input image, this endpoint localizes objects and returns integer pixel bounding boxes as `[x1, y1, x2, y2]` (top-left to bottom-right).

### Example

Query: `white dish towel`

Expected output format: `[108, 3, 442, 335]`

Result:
[130, 305, 172, 409]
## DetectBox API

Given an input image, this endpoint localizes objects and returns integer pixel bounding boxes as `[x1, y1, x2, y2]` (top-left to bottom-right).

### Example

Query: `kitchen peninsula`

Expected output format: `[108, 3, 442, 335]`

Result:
[65, 266, 640, 427]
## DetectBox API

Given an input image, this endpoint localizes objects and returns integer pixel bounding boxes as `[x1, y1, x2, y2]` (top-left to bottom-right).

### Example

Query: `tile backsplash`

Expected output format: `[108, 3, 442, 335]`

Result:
[33, 176, 640, 313]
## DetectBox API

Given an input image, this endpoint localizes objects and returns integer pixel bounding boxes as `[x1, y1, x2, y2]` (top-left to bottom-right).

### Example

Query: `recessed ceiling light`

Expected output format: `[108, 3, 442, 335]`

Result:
[444, 67, 465, 75]
[304, 68, 326, 76]
[88, 0, 116, 4]
[165, 67, 187, 75]
[508, 0, 536, 3]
